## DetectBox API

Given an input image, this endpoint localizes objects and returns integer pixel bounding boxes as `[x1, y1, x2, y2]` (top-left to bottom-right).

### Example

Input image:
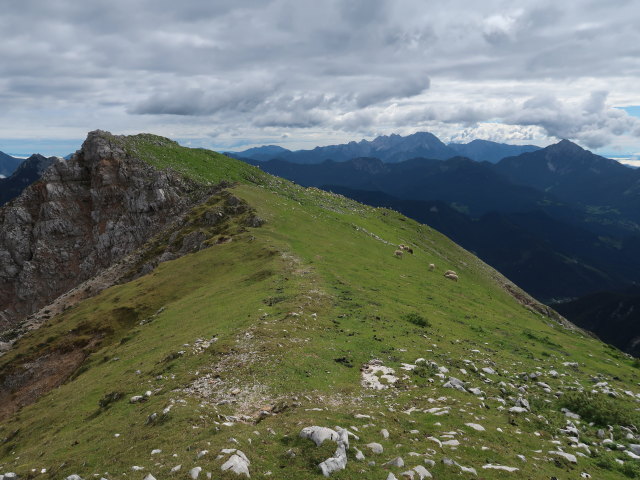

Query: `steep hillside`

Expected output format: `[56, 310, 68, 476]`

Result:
[322, 186, 638, 302]
[2, 132, 640, 480]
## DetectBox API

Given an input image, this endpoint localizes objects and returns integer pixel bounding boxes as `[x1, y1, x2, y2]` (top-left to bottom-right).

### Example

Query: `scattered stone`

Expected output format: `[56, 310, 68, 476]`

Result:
[442, 439, 460, 447]
[508, 407, 528, 414]
[459, 465, 477, 475]
[361, 361, 398, 390]
[318, 428, 349, 477]
[300, 426, 339, 446]
[381, 428, 390, 439]
[465, 423, 485, 431]
[412, 465, 432, 479]
[221, 450, 251, 478]
[384, 457, 405, 468]
[482, 464, 519, 472]
[143, 475, 156, 480]
[443, 377, 467, 393]
[549, 451, 578, 463]
[189, 467, 202, 479]
[171, 465, 181, 473]
[366, 442, 384, 454]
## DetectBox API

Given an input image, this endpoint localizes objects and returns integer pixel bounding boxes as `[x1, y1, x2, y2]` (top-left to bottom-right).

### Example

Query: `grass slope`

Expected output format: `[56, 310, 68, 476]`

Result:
[1, 134, 640, 479]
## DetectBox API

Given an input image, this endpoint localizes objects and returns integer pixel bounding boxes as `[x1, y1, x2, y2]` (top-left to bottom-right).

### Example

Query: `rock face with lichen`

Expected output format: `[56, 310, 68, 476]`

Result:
[0, 130, 203, 332]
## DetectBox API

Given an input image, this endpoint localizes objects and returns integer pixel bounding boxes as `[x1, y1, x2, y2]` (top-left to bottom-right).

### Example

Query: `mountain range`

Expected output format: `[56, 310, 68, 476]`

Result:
[1, 131, 640, 479]
[0, 151, 24, 177]
[229, 132, 541, 164]
[0, 154, 58, 206]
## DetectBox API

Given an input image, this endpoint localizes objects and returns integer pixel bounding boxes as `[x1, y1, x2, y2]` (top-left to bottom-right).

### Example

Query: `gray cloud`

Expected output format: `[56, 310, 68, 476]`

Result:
[0, 0, 639, 153]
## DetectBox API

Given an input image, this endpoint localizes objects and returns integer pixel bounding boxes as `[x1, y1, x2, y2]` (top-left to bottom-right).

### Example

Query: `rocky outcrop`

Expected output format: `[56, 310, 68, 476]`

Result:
[0, 130, 204, 332]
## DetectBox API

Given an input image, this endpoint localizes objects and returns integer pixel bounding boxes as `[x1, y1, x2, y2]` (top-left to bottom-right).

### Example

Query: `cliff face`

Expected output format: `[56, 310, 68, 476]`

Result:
[0, 131, 202, 331]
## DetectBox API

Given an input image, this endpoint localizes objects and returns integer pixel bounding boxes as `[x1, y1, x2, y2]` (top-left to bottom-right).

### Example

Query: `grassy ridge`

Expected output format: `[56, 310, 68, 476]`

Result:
[1, 134, 640, 479]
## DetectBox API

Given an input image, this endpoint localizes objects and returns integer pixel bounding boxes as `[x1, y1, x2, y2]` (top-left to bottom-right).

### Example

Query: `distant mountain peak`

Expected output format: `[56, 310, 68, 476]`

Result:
[550, 139, 587, 153]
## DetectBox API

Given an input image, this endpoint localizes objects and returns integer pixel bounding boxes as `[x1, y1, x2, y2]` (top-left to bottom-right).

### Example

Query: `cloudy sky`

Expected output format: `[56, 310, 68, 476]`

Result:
[1, 0, 640, 157]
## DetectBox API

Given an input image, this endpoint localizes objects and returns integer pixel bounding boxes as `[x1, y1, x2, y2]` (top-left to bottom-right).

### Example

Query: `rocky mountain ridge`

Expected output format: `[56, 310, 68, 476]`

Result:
[0, 131, 206, 333]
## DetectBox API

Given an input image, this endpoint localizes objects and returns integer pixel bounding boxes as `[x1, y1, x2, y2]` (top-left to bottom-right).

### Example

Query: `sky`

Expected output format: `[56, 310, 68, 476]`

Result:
[1, 0, 640, 158]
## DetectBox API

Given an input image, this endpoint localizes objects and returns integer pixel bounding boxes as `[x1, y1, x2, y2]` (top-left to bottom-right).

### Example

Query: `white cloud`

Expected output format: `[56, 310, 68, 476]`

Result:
[0, 0, 639, 153]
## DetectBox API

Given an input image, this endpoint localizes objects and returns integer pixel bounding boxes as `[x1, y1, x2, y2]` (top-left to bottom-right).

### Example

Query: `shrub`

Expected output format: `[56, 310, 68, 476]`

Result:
[559, 391, 638, 427]
[403, 313, 430, 328]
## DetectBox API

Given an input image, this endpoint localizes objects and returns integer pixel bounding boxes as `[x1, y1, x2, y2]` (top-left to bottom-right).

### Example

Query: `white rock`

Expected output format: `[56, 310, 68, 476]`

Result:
[625, 450, 640, 460]
[384, 457, 405, 468]
[354, 448, 365, 461]
[361, 362, 398, 389]
[151, 449, 161, 455]
[189, 467, 202, 479]
[549, 451, 577, 463]
[131, 466, 144, 471]
[171, 465, 181, 473]
[366, 442, 384, 454]
[66, 475, 83, 480]
[143, 475, 156, 480]
[386, 474, 398, 480]
[442, 440, 460, 447]
[482, 464, 519, 472]
[465, 423, 485, 431]
[482, 367, 497, 375]
[318, 428, 348, 477]
[221, 453, 251, 477]
[381, 428, 389, 439]
[413, 465, 432, 479]
[509, 407, 528, 414]
[300, 426, 339, 446]
[426, 437, 442, 448]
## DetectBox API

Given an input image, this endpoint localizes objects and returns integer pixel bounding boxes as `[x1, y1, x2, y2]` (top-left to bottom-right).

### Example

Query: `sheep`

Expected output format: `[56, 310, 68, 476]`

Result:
[428, 263, 435, 271]
[394, 249, 403, 258]
[399, 244, 414, 254]
[444, 270, 457, 276]
[444, 272, 458, 282]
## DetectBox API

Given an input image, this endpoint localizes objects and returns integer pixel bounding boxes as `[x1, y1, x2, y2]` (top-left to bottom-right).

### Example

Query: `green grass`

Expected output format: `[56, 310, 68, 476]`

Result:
[2, 133, 640, 479]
